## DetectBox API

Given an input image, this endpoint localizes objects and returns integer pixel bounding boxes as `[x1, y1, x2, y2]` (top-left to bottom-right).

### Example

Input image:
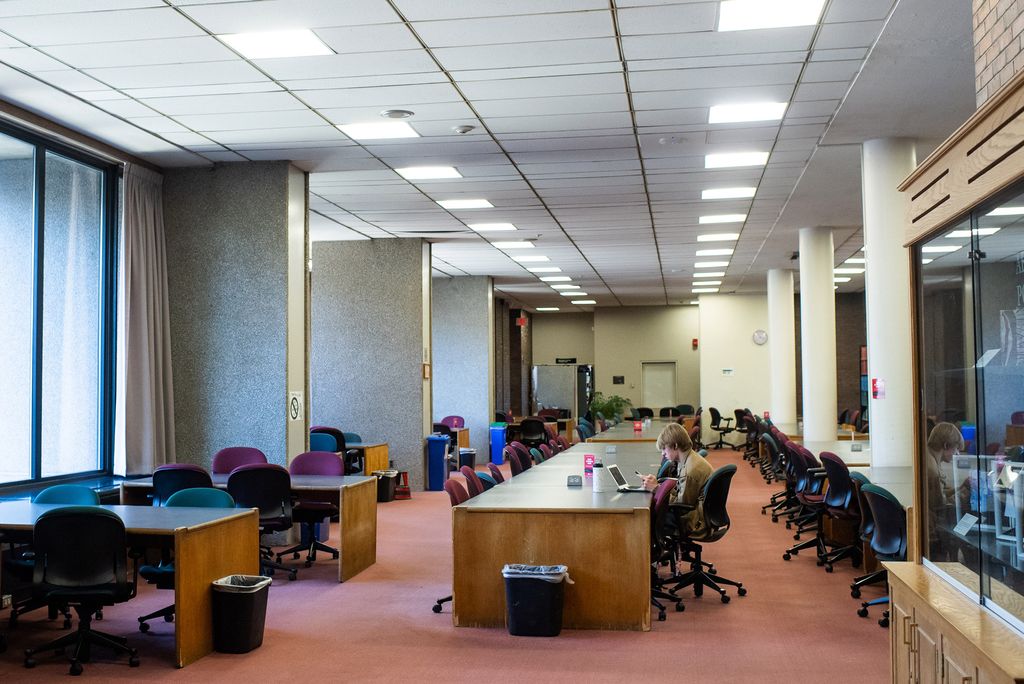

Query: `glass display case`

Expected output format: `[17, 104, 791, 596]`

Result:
[917, 183, 1024, 631]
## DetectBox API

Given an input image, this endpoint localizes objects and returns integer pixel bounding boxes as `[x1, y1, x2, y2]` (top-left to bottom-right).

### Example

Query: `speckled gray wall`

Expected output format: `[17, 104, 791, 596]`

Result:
[163, 162, 290, 467]
[311, 239, 427, 488]
[432, 276, 492, 455]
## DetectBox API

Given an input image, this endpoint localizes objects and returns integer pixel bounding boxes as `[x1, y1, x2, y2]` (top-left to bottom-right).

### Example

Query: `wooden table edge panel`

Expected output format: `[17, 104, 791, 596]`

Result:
[452, 507, 651, 631]
[338, 477, 378, 582]
[173, 508, 259, 668]
[359, 443, 390, 474]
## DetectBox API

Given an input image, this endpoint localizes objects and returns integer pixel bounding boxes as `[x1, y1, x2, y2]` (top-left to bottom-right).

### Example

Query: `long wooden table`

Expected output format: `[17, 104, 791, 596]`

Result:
[453, 442, 663, 631]
[121, 473, 378, 582]
[348, 441, 389, 474]
[0, 501, 258, 668]
[585, 419, 673, 443]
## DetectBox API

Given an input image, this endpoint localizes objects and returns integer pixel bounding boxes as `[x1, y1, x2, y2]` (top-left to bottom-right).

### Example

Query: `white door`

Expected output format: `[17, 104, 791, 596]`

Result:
[641, 362, 676, 409]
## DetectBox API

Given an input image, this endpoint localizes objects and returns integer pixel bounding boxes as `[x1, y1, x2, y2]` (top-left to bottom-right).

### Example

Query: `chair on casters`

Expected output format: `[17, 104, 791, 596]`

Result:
[858, 484, 907, 627]
[669, 464, 746, 603]
[23, 507, 139, 675]
[227, 464, 298, 581]
[659, 407, 681, 418]
[460, 465, 485, 498]
[137, 488, 234, 633]
[707, 408, 734, 449]
[5, 485, 100, 630]
[519, 418, 548, 450]
[276, 451, 343, 567]
[433, 480, 469, 613]
[487, 463, 505, 483]
[150, 464, 211, 506]
[310, 426, 363, 474]
[650, 479, 684, 621]
[850, 472, 885, 598]
[818, 452, 864, 572]
[211, 446, 267, 474]
[636, 407, 654, 419]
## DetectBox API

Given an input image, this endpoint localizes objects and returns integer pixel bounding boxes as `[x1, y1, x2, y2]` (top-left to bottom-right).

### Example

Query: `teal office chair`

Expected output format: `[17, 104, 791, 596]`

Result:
[137, 488, 235, 632]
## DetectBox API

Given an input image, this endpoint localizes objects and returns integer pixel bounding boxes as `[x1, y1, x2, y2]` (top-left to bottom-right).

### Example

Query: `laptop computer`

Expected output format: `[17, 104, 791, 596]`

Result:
[606, 464, 650, 493]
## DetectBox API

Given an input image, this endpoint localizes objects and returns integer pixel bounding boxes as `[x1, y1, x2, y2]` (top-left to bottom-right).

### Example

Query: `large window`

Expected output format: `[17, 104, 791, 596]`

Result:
[918, 185, 1024, 631]
[0, 124, 118, 486]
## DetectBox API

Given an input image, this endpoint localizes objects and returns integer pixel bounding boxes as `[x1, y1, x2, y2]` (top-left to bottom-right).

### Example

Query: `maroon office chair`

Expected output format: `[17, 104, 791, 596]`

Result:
[433, 480, 469, 614]
[556, 435, 571, 450]
[487, 463, 505, 483]
[461, 466, 485, 498]
[505, 447, 524, 476]
[441, 415, 465, 429]
[548, 439, 561, 455]
[211, 446, 267, 474]
[1012, 411, 1024, 425]
[650, 478, 683, 620]
[538, 443, 553, 461]
[277, 451, 344, 567]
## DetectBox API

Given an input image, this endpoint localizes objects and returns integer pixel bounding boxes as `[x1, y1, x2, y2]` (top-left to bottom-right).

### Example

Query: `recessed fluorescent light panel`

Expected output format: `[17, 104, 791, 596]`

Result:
[539, 275, 571, 282]
[395, 166, 461, 180]
[468, 223, 516, 232]
[512, 255, 549, 263]
[921, 245, 963, 254]
[718, 0, 826, 31]
[696, 248, 734, 257]
[561, 291, 588, 296]
[986, 206, 1024, 215]
[536, 307, 560, 312]
[692, 288, 719, 293]
[338, 121, 419, 140]
[699, 215, 746, 225]
[833, 267, 865, 274]
[491, 241, 533, 249]
[695, 261, 730, 268]
[697, 233, 739, 242]
[702, 187, 756, 200]
[527, 266, 561, 273]
[693, 280, 721, 286]
[219, 29, 333, 59]
[705, 152, 769, 168]
[689, 300, 700, 305]
[693, 272, 725, 278]
[437, 199, 493, 209]
[844, 257, 866, 264]
[945, 227, 1001, 238]
[834, 277, 851, 283]
[921, 258, 934, 264]
[551, 284, 579, 290]
[571, 300, 596, 305]
[708, 102, 787, 124]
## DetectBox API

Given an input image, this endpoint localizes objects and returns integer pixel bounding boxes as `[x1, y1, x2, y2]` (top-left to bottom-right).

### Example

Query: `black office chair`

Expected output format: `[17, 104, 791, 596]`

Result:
[636, 407, 654, 419]
[669, 464, 745, 603]
[708, 407, 735, 449]
[858, 484, 907, 627]
[676, 404, 695, 415]
[227, 463, 298, 581]
[659, 407, 681, 417]
[23, 506, 139, 675]
[150, 464, 212, 506]
[277, 451, 344, 567]
[310, 425, 362, 474]
[818, 452, 864, 572]
[519, 418, 548, 450]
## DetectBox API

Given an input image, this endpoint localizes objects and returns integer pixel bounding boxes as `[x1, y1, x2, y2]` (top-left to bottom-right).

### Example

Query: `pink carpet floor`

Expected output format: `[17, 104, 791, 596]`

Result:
[0, 447, 890, 682]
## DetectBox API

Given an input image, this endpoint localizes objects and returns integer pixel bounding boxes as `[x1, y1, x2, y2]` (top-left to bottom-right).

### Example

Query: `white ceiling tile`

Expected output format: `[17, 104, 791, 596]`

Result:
[484, 111, 633, 134]
[785, 99, 841, 118]
[142, 91, 306, 116]
[450, 62, 623, 82]
[44, 36, 236, 69]
[412, 11, 612, 47]
[810, 47, 869, 61]
[126, 115, 193, 133]
[793, 81, 851, 101]
[0, 8, 204, 46]
[627, 52, 807, 71]
[631, 63, 803, 91]
[297, 83, 461, 109]
[36, 69, 108, 91]
[123, 81, 283, 99]
[0, 0, 161, 16]
[473, 93, 628, 118]
[175, 109, 327, 132]
[432, 37, 619, 71]
[284, 73, 449, 91]
[317, 102, 475, 125]
[85, 60, 267, 89]
[621, 26, 814, 60]
[179, 0, 402, 33]
[617, 3, 717, 34]
[389, 0, 610, 21]
[814, 21, 885, 50]
[460, 72, 625, 101]
[94, 98, 159, 118]
[255, 51, 440, 80]
[801, 59, 863, 83]
[314, 23, 422, 54]
[825, 0, 896, 23]
[0, 47, 69, 71]
[632, 84, 792, 110]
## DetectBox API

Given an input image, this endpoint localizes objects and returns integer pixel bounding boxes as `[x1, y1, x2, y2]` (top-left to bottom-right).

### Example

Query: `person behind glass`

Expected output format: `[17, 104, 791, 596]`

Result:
[641, 422, 713, 535]
[925, 421, 965, 533]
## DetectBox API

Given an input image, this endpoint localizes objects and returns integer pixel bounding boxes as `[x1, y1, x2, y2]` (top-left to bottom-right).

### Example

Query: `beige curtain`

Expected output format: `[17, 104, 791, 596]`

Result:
[118, 163, 175, 474]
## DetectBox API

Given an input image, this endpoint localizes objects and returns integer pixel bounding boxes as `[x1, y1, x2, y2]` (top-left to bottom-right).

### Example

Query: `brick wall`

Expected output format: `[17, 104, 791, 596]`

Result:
[974, 0, 1024, 105]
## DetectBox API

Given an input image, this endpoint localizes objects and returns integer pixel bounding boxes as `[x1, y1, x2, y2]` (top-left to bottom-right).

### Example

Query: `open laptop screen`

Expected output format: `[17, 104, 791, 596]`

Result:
[606, 464, 629, 487]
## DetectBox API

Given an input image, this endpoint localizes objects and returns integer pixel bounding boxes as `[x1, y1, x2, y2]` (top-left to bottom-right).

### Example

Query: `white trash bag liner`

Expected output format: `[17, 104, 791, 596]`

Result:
[501, 564, 575, 583]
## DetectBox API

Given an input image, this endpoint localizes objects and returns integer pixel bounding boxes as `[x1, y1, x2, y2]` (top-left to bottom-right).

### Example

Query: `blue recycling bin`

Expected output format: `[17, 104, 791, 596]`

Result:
[490, 425, 507, 465]
[426, 435, 449, 491]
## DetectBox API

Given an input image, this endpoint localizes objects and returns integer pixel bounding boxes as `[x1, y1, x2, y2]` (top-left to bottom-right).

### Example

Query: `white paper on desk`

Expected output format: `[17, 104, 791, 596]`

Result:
[953, 513, 980, 537]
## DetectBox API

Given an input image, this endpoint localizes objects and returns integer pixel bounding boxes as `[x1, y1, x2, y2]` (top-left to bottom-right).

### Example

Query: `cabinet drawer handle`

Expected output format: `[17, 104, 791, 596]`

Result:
[909, 624, 918, 653]
[902, 616, 912, 645]
[962, 677, 973, 684]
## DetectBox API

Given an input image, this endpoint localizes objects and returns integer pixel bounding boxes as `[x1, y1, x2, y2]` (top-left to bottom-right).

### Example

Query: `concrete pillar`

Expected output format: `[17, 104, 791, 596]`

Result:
[767, 269, 797, 424]
[798, 227, 838, 442]
[862, 138, 916, 467]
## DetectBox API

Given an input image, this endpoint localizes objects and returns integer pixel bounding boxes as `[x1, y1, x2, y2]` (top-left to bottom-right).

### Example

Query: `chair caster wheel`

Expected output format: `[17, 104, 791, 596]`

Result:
[70, 661, 83, 676]
[879, 617, 890, 628]
[24, 656, 35, 669]
[96, 610, 103, 620]
[782, 553, 791, 561]
[332, 552, 339, 559]
[771, 516, 778, 523]
[785, 522, 792, 529]
[165, 614, 174, 622]
[675, 602, 685, 612]
[851, 587, 861, 598]
[858, 607, 868, 618]
[721, 595, 730, 604]
[825, 564, 834, 573]
[793, 534, 801, 541]
[276, 555, 283, 563]
[139, 622, 150, 633]
[738, 587, 747, 596]
[63, 619, 72, 629]
[761, 509, 766, 515]
[129, 652, 140, 667]
[288, 571, 297, 581]
[304, 560, 312, 568]
[658, 610, 666, 621]
[432, 604, 443, 613]
[293, 553, 300, 560]
[816, 559, 825, 567]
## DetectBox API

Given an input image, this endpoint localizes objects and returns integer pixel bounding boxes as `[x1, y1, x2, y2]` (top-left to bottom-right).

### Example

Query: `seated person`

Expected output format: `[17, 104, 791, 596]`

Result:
[925, 421, 971, 560]
[641, 423, 713, 535]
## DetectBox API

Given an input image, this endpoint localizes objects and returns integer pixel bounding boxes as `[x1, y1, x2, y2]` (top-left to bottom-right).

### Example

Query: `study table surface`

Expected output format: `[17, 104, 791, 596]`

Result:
[585, 420, 672, 443]
[0, 501, 258, 668]
[800, 440, 872, 467]
[345, 441, 390, 474]
[453, 442, 657, 631]
[121, 474, 378, 582]
[772, 422, 869, 442]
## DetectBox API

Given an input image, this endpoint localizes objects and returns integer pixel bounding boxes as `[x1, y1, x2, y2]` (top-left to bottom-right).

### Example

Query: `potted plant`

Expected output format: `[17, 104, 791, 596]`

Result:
[589, 392, 632, 422]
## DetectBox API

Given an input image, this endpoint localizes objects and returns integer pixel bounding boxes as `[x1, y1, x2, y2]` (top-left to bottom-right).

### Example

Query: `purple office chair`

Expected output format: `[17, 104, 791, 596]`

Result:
[151, 464, 212, 506]
[441, 415, 465, 428]
[461, 466, 484, 498]
[276, 451, 343, 567]
[505, 447, 524, 476]
[538, 443, 553, 461]
[432, 479, 470, 614]
[487, 463, 505, 483]
[227, 463, 297, 580]
[211, 446, 267, 474]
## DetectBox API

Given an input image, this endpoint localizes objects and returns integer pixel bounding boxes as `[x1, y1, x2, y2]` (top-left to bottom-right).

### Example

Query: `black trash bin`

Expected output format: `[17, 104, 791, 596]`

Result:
[373, 469, 399, 502]
[211, 575, 272, 653]
[502, 564, 572, 637]
[458, 448, 477, 469]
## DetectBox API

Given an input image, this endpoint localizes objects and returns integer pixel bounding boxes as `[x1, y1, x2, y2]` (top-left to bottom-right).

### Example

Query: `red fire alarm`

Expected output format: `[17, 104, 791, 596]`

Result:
[692, 338, 699, 350]
[516, 316, 527, 326]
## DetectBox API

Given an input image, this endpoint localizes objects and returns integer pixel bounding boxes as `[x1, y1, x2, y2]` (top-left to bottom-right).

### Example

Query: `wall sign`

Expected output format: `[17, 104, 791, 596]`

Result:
[612, 375, 625, 384]
[288, 391, 303, 422]
[555, 357, 577, 364]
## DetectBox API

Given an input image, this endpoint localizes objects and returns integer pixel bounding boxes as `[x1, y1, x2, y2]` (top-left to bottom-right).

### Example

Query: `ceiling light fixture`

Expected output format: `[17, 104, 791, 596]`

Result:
[844, 257, 866, 264]
[693, 280, 722, 286]
[945, 227, 1001, 238]
[705, 152, 769, 168]
[695, 261, 730, 268]
[693, 272, 725, 278]
[395, 166, 460, 180]
[696, 248, 734, 257]
[921, 258, 934, 264]
[699, 214, 746, 225]
[468, 223, 516, 232]
[688, 300, 700, 305]
[718, 0, 827, 31]
[834, 277, 851, 283]
[536, 307, 560, 312]
[219, 29, 333, 59]
[833, 267, 865, 274]
[571, 300, 596, 305]
[561, 291, 588, 296]
[551, 284, 579, 290]
[511, 255, 549, 263]
[527, 266, 561, 273]
[491, 241, 534, 249]
[692, 287, 719, 293]
[380, 109, 414, 119]
[539, 275, 571, 282]
[709, 102, 787, 124]
[437, 199, 493, 209]
[701, 187, 756, 200]
[921, 245, 963, 254]
[338, 121, 419, 140]
[986, 206, 1024, 216]
[697, 233, 740, 242]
